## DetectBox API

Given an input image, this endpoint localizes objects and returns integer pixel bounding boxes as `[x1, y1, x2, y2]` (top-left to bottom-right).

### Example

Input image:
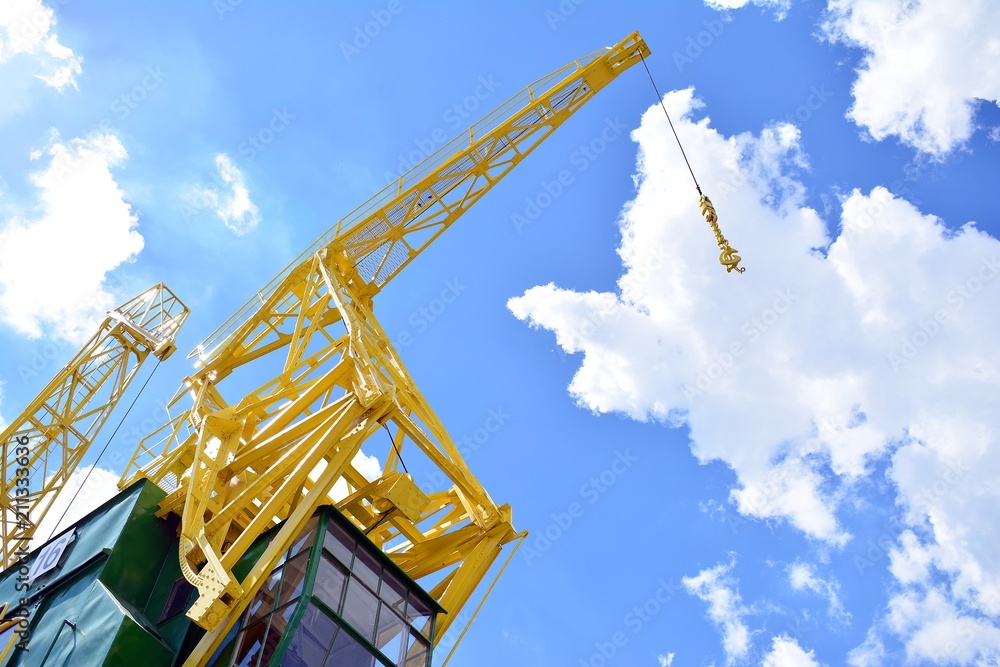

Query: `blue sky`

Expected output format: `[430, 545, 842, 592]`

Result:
[2, 1, 1000, 665]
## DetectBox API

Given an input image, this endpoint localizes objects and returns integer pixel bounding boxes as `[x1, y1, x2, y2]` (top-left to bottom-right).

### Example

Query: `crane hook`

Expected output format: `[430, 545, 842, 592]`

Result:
[699, 195, 745, 274]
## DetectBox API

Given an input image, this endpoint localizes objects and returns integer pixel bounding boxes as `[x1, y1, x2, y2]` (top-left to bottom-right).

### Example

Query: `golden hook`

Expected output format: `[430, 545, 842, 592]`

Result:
[699, 195, 745, 274]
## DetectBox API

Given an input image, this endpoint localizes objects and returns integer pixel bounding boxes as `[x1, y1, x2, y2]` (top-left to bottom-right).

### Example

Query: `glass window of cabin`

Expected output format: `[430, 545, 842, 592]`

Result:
[404, 632, 429, 667]
[315, 552, 348, 614]
[324, 519, 356, 567]
[278, 552, 310, 608]
[375, 601, 407, 664]
[325, 625, 379, 667]
[379, 570, 407, 617]
[405, 593, 433, 639]
[256, 601, 296, 666]
[282, 604, 337, 667]
[352, 548, 382, 592]
[245, 567, 283, 627]
[341, 576, 379, 643]
[232, 617, 268, 667]
[288, 517, 319, 559]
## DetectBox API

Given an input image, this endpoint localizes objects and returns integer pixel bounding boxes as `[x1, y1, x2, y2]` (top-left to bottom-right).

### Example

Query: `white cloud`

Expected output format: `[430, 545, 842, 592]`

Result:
[352, 450, 382, 482]
[762, 635, 822, 667]
[886, 587, 1000, 664]
[820, 0, 1000, 156]
[788, 562, 849, 622]
[328, 450, 382, 502]
[34, 465, 121, 543]
[0, 132, 144, 341]
[846, 628, 885, 667]
[682, 560, 751, 663]
[657, 653, 675, 666]
[191, 153, 260, 235]
[509, 88, 1000, 661]
[705, 0, 792, 19]
[888, 530, 932, 585]
[0, 0, 82, 90]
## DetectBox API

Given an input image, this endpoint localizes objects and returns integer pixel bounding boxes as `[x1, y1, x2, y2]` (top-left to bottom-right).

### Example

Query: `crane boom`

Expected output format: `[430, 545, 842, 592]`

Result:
[119, 32, 650, 665]
[1, 283, 189, 570]
[192, 31, 650, 372]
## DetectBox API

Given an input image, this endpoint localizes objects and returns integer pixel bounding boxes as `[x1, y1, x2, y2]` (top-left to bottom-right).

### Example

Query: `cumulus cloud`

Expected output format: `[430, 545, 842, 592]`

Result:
[509, 88, 1000, 661]
[34, 465, 121, 543]
[657, 654, 675, 666]
[707, 0, 1000, 155]
[328, 450, 382, 502]
[0, 0, 82, 90]
[190, 153, 260, 235]
[762, 635, 822, 667]
[682, 560, 751, 663]
[820, 0, 1000, 156]
[887, 587, 1000, 664]
[0, 132, 144, 341]
[704, 0, 792, 19]
[846, 628, 884, 667]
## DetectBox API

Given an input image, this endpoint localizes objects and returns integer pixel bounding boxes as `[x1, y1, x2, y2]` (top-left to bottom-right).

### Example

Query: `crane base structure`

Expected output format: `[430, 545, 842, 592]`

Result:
[0, 479, 442, 665]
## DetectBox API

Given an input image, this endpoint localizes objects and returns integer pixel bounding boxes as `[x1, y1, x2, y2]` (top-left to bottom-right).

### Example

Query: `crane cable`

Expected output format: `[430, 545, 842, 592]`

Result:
[638, 52, 745, 274]
[49, 359, 162, 537]
[382, 422, 408, 474]
[440, 531, 529, 667]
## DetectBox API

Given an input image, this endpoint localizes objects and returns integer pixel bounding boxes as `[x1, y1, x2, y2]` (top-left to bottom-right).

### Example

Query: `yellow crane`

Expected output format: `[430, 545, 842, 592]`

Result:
[0, 284, 189, 570]
[115, 30, 725, 665]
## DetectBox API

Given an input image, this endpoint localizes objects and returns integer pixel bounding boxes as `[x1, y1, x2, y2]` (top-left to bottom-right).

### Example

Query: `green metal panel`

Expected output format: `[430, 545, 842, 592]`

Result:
[99, 480, 172, 610]
[141, 522, 192, 654]
[0, 480, 148, 609]
[6, 572, 174, 666]
[104, 611, 174, 667]
[11, 563, 103, 666]
[0, 481, 183, 667]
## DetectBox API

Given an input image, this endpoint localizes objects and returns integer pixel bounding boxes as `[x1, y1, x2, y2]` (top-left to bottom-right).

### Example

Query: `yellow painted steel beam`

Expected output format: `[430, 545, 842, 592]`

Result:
[0, 284, 188, 569]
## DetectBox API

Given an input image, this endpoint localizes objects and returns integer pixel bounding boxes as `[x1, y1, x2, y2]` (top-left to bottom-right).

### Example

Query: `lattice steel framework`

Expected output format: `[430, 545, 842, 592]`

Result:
[119, 32, 650, 666]
[1, 284, 188, 569]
